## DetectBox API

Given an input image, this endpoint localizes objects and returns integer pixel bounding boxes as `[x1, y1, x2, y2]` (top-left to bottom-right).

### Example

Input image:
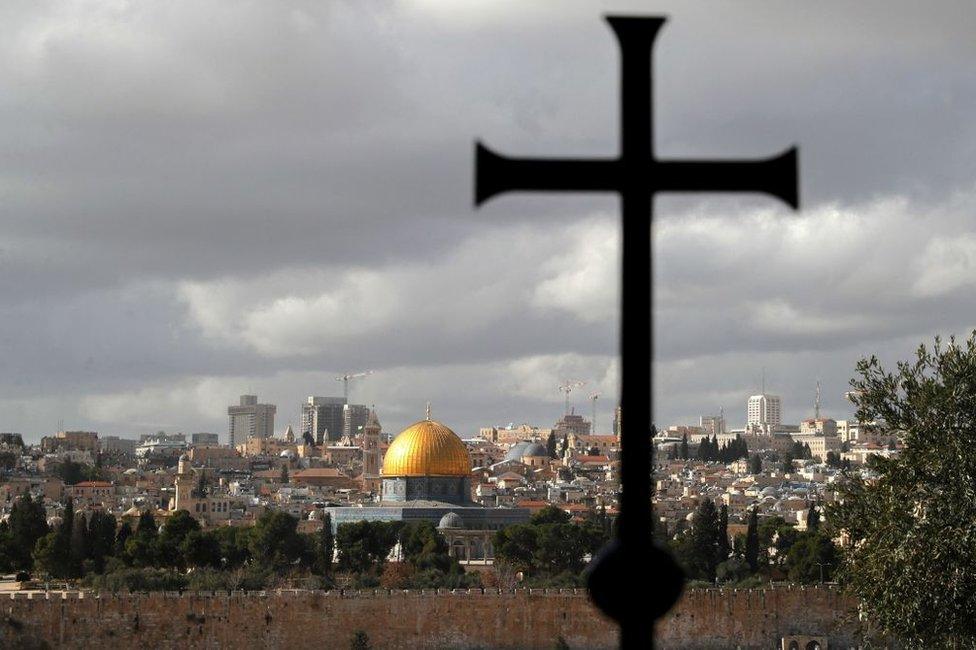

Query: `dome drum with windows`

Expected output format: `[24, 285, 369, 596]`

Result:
[381, 416, 472, 505]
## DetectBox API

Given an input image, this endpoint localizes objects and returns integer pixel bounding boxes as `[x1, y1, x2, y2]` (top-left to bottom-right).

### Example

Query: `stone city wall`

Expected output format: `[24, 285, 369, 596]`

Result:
[0, 586, 859, 649]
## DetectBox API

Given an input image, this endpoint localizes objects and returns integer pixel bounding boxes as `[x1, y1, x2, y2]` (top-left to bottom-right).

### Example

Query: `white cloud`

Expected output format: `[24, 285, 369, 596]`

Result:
[748, 299, 876, 337]
[912, 233, 976, 297]
[80, 376, 246, 431]
[532, 217, 619, 323]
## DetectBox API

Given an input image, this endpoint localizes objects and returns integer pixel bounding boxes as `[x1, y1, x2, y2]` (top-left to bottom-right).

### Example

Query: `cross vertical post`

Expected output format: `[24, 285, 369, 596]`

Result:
[474, 15, 798, 647]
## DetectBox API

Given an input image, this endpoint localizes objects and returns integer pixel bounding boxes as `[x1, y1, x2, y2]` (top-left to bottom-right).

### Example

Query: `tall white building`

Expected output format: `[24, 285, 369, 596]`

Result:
[747, 394, 782, 433]
[228, 395, 276, 448]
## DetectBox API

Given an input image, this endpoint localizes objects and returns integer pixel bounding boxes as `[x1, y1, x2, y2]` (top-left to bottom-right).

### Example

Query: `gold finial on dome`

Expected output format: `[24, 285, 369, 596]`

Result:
[426, 401, 431, 420]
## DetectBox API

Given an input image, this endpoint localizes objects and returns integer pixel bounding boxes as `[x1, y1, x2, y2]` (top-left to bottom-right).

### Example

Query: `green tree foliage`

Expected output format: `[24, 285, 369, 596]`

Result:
[749, 454, 762, 474]
[210, 525, 252, 569]
[717, 504, 730, 564]
[399, 521, 452, 572]
[680, 434, 689, 460]
[336, 521, 401, 574]
[114, 522, 133, 557]
[314, 513, 335, 576]
[531, 506, 570, 526]
[250, 510, 306, 570]
[53, 460, 105, 485]
[694, 435, 749, 464]
[546, 431, 558, 459]
[181, 530, 221, 568]
[493, 509, 596, 583]
[493, 524, 537, 573]
[829, 333, 976, 647]
[780, 452, 794, 474]
[5, 493, 48, 571]
[744, 509, 759, 572]
[716, 557, 752, 583]
[533, 522, 587, 575]
[157, 510, 201, 568]
[824, 451, 849, 469]
[86, 512, 117, 573]
[757, 515, 797, 567]
[69, 514, 89, 573]
[806, 503, 820, 532]
[676, 498, 720, 581]
[34, 499, 75, 578]
[125, 511, 159, 567]
[784, 532, 836, 584]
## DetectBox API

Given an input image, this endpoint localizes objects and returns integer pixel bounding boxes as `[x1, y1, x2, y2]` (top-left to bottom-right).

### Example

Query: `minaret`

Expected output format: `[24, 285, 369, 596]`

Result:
[361, 408, 382, 493]
[173, 453, 193, 511]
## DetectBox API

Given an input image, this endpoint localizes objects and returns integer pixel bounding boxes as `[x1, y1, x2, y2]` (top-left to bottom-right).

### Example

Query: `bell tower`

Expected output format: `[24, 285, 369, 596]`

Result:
[361, 408, 382, 494]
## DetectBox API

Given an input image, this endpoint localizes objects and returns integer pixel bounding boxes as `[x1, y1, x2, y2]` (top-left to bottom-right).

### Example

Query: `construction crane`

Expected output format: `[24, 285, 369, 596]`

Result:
[815, 380, 822, 420]
[336, 370, 373, 401]
[589, 393, 600, 433]
[557, 380, 586, 416]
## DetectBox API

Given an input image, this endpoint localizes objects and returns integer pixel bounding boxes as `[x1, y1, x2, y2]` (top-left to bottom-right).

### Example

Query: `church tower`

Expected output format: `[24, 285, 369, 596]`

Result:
[361, 409, 382, 494]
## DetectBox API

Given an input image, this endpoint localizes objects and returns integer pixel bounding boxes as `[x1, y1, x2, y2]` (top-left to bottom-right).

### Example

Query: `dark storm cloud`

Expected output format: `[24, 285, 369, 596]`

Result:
[0, 1, 974, 439]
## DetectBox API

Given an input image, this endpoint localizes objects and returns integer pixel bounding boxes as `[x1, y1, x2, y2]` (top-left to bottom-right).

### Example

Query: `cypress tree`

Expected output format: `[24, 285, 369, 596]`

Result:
[717, 504, 730, 564]
[749, 454, 762, 474]
[546, 431, 558, 459]
[318, 512, 335, 576]
[52, 499, 75, 577]
[688, 498, 720, 581]
[8, 493, 48, 570]
[114, 521, 132, 556]
[807, 502, 820, 532]
[70, 513, 89, 566]
[680, 433, 689, 460]
[745, 508, 759, 572]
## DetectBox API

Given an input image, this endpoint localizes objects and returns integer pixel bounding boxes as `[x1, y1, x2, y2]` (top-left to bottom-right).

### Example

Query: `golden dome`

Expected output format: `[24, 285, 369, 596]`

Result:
[382, 419, 471, 477]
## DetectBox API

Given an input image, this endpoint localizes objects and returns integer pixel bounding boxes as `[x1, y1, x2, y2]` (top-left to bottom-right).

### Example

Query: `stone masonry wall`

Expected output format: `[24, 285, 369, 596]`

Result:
[0, 586, 859, 649]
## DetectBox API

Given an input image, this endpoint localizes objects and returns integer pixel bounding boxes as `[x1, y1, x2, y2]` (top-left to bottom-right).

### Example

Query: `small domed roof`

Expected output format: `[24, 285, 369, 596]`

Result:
[522, 442, 548, 457]
[503, 441, 531, 463]
[438, 512, 464, 529]
[503, 441, 547, 462]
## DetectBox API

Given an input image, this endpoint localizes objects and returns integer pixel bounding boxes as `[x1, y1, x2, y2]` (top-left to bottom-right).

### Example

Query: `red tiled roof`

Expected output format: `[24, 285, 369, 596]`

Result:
[515, 500, 548, 511]
[576, 455, 611, 463]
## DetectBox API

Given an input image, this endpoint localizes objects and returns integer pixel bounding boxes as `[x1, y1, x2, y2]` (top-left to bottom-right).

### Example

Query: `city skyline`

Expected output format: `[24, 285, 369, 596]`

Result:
[9, 375, 858, 446]
[0, 2, 972, 444]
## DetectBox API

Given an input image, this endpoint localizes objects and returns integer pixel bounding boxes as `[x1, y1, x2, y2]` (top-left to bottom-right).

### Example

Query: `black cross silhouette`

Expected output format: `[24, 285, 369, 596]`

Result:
[474, 15, 799, 647]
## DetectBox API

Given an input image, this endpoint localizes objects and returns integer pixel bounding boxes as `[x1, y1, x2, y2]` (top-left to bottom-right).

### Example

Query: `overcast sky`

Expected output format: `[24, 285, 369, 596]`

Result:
[1, 1, 975, 442]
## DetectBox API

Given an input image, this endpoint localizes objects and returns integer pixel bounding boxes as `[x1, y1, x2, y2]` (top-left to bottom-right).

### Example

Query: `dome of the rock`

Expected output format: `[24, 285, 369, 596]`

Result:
[382, 419, 471, 477]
